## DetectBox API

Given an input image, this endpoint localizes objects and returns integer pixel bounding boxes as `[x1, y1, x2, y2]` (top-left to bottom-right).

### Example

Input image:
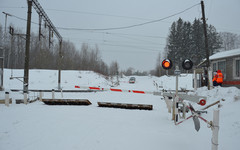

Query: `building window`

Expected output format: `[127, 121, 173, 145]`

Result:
[218, 61, 226, 74]
[212, 60, 226, 79]
[236, 60, 240, 77]
[213, 63, 217, 72]
[234, 58, 240, 79]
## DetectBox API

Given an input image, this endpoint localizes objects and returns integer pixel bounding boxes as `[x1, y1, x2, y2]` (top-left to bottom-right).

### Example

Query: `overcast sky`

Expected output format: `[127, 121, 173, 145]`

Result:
[1, 0, 240, 71]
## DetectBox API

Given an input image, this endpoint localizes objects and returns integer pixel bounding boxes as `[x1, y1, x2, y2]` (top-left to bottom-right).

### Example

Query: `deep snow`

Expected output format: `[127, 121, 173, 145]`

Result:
[0, 69, 240, 150]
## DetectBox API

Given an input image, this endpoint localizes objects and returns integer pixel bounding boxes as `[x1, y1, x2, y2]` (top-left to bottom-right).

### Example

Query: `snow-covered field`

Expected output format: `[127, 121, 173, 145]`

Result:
[0, 69, 240, 150]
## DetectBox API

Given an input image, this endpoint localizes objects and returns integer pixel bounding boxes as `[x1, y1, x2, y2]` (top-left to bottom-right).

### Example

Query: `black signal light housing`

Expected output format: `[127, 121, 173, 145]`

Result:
[182, 59, 193, 70]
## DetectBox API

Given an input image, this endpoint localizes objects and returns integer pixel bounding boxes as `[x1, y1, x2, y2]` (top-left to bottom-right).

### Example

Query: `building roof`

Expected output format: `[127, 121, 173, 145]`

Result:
[210, 48, 240, 60]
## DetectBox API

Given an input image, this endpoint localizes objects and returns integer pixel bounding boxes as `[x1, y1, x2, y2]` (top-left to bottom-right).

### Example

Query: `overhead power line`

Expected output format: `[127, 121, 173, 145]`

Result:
[6, 3, 200, 32]
[57, 3, 200, 31]
[32, 0, 62, 42]
[0, 6, 159, 21]
[103, 32, 166, 39]
[7, 13, 39, 25]
[6, 13, 168, 44]
[44, 8, 152, 21]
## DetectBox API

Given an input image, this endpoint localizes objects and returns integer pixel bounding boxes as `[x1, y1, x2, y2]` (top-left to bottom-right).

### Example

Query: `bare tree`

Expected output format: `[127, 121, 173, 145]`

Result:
[219, 32, 240, 50]
[0, 23, 110, 74]
[109, 61, 119, 76]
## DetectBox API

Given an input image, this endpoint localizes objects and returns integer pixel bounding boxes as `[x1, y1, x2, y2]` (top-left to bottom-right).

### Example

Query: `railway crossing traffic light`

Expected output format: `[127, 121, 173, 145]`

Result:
[161, 59, 193, 70]
[182, 59, 193, 70]
[162, 59, 172, 70]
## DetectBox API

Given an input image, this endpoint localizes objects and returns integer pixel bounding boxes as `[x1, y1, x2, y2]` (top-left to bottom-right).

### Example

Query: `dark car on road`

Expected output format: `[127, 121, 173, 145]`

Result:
[129, 77, 136, 84]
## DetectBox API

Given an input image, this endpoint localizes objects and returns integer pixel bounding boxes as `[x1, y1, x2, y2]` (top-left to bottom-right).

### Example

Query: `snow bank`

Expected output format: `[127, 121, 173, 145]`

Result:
[1, 69, 240, 150]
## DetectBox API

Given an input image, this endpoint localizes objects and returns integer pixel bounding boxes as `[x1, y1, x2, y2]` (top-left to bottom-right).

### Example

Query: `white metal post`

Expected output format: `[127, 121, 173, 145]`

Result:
[52, 89, 55, 99]
[208, 68, 213, 90]
[212, 109, 220, 150]
[61, 89, 63, 98]
[164, 96, 172, 113]
[24, 91, 28, 104]
[172, 66, 180, 122]
[182, 102, 186, 119]
[194, 70, 197, 91]
[39, 91, 43, 101]
[5, 92, 9, 106]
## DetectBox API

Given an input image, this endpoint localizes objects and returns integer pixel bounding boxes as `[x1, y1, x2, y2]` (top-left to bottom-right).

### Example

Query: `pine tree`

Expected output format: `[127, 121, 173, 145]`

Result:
[167, 19, 182, 68]
[191, 19, 205, 65]
[167, 18, 192, 71]
[165, 18, 222, 70]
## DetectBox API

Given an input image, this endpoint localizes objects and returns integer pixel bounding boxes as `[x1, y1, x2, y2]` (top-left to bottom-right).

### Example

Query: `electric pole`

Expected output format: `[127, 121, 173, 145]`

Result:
[24, 0, 33, 93]
[58, 41, 62, 90]
[1, 12, 12, 90]
[201, 0, 210, 90]
[31, 0, 63, 90]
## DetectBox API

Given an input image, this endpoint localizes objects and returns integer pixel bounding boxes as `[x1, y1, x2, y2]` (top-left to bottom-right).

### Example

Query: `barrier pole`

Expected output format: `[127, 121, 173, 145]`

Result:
[172, 99, 175, 121]
[212, 109, 220, 150]
[182, 102, 186, 119]
[24, 91, 28, 104]
[194, 70, 197, 91]
[208, 69, 213, 90]
[5, 92, 9, 106]
[164, 96, 172, 113]
[52, 89, 55, 99]
[174, 97, 179, 124]
[39, 91, 43, 101]
[61, 89, 63, 98]
[173, 67, 180, 122]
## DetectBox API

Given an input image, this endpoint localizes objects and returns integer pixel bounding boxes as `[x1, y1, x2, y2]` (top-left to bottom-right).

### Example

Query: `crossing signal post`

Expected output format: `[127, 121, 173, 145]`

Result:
[161, 58, 203, 123]
[163, 60, 219, 150]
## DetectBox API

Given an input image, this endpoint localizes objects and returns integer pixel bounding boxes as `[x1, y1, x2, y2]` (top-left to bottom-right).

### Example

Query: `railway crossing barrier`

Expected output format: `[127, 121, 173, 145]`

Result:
[42, 99, 92, 105]
[75, 85, 154, 94]
[98, 102, 153, 110]
[175, 102, 221, 150]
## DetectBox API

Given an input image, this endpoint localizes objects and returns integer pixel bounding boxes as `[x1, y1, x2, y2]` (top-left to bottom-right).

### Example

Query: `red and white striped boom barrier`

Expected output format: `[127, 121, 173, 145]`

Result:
[75, 85, 154, 94]
[75, 85, 207, 106]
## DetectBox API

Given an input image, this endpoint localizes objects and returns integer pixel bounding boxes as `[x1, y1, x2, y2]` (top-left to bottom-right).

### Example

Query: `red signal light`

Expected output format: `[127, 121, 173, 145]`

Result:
[198, 99, 206, 106]
[164, 61, 170, 68]
[162, 59, 172, 70]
